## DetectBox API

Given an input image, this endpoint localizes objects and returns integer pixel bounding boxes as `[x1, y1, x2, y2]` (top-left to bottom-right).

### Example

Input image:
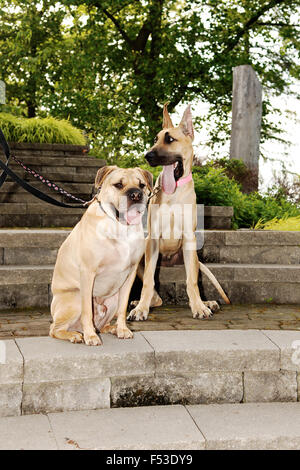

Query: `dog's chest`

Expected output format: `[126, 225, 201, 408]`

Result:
[93, 232, 144, 298]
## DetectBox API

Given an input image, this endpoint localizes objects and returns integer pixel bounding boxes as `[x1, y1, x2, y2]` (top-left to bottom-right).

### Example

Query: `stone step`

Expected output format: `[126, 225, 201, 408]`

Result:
[5, 167, 101, 183]
[0, 205, 232, 229]
[9, 141, 90, 153]
[161, 264, 300, 304]
[0, 182, 94, 203]
[0, 262, 300, 309]
[0, 182, 93, 194]
[200, 229, 300, 264]
[0, 204, 84, 228]
[1, 330, 300, 420]
[9, 156, 106, 168]
[0, 180, 94, 204]
[0, 229, 297, 263]
[1, 402, 300, 449]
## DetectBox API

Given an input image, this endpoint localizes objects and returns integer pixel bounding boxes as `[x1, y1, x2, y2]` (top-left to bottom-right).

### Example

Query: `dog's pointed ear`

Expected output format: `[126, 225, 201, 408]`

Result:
[163, 102, 174, 129]
[95, 165, 118, 189]
[179, 105, 194, 141]
[137, 168, 153, 192]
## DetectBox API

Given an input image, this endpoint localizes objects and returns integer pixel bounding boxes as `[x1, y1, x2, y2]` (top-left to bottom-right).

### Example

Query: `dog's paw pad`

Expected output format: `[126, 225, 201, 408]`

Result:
[127, 307, 149, 321]
[117, 327, 133, 339]
[204, 301, 220, 313]
[84, 333, 102, 346]
[192, 306, 213, 319]
[129, 300, 139, 309]
[69, 332, 84, 343]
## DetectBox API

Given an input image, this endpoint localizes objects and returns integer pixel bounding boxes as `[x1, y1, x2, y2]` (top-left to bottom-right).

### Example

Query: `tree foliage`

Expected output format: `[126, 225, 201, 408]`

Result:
[0, 0, 299, 161]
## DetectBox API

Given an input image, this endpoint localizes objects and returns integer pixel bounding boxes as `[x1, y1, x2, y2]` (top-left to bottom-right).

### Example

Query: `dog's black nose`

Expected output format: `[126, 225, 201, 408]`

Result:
[127, 188, 143, 201]
[145, 151, 156, 162]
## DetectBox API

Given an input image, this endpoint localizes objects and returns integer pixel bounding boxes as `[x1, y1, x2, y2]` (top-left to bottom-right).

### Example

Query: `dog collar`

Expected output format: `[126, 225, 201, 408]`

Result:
[176, 172, 193, 187]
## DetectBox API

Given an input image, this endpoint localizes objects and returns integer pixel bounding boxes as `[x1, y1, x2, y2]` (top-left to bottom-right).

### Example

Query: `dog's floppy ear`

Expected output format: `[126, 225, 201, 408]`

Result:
[138, 168, 153, 192]
[162, 102, 174, 129]
[179, 105, 194, 141]
[95, 165, 118, 189]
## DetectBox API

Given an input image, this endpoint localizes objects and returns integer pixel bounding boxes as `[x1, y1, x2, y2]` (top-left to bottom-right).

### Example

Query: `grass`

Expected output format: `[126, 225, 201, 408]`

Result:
[0, 113, 86, 145]
[254, 216, 300, 231]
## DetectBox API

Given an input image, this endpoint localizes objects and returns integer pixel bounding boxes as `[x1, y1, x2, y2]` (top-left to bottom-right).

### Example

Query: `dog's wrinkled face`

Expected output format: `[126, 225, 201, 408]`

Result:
[145, 104, 194, 194]
[94, 166, 153, 225]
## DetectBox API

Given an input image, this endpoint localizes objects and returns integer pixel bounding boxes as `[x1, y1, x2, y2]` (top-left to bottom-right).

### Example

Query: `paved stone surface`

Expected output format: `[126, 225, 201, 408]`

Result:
[263, 330, 300, 371]
[141, 329, 279, 373]
[2, 402, 300, 449]
[48, 405, 205, 450]
[0, 414, 57, 449]
[188, 402, 300, 450]
[0, 339, 23, 417]
[15, 334, 154, 383]
[1, 304, 300, 339]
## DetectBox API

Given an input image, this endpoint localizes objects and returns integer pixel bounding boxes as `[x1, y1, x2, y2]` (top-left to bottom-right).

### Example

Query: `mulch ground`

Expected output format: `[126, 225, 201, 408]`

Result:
[1, 304, 300, 339]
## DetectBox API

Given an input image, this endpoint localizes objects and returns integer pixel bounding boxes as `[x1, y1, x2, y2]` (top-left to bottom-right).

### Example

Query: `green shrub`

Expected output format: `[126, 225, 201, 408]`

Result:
[92, 152, 299, 230]
[139, 159, 300, 229]
[0, 113, 86, 145]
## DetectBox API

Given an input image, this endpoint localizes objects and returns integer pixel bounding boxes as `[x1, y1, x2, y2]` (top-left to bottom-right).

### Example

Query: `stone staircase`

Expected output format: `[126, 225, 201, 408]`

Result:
[2, 329, 300, 416]
[2, 402, 300, 449]
[0, 142, 106, 227]
[0, 229, 299, 310]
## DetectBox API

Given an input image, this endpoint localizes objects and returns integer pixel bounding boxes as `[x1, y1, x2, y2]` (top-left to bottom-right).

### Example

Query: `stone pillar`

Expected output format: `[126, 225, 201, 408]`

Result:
[230, 65, 262, 192]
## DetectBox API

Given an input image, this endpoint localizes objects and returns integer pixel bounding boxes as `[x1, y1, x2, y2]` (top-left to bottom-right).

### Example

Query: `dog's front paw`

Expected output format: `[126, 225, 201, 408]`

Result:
[204, 301, 220, 313]
[117, 326, 133, 339]
[191, 303, 213, 319]
[84, 332, 102, 346]
[127, 305, 149, 321]
[69, 332, 84, 344]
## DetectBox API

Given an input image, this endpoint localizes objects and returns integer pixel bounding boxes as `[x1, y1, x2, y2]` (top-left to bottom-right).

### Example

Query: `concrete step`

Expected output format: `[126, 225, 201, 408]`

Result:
[1, 402, 300, 449]
[9, 156, 106, 168]
[0, 228, 299, 307]
[0, 229, 298, 263]
[1, 330, 300, 419]
[0, 182, 94, 194]
[5, 168, 100, 183]
[199, 229, 300, 264]
[9, 141, 90, 154]
[0, 204, 84, 228]
[0, 182, 94, 203]
[0, 205, 233, 229]
[1, 263, 300, 308]
[160, 263, 300, 304]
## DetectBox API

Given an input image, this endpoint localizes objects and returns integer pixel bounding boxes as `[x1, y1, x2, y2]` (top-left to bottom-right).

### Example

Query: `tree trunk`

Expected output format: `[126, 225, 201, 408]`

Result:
[27, 102, 36, 118]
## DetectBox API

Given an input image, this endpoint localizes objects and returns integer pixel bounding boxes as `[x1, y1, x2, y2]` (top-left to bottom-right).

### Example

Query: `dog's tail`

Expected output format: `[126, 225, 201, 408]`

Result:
[199, 261, 230, 304]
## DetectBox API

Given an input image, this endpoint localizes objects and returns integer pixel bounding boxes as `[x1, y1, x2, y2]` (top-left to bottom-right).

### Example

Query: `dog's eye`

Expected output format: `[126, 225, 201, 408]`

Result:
[114, 182, 123, 190]
[164, 133, 176, 144]
[139, 183, 146, 189]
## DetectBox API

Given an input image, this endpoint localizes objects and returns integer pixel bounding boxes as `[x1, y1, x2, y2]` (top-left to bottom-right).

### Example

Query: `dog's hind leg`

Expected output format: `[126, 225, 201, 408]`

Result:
[127, 238, 160, 321]
[182, 234, 213, 319]
[132, 262, 162, 309]
[50, 290, 84, 343]
[50, 324, 83, 343]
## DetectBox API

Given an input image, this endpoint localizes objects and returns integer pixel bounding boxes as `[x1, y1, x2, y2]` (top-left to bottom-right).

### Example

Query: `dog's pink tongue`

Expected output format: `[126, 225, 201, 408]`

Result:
[125, 207, 142, 225]
[162, 165, 176, 194]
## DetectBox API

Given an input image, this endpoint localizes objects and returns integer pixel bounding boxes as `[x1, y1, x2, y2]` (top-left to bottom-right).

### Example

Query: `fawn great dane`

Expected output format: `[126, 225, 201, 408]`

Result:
[128, 104, 230, 322]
